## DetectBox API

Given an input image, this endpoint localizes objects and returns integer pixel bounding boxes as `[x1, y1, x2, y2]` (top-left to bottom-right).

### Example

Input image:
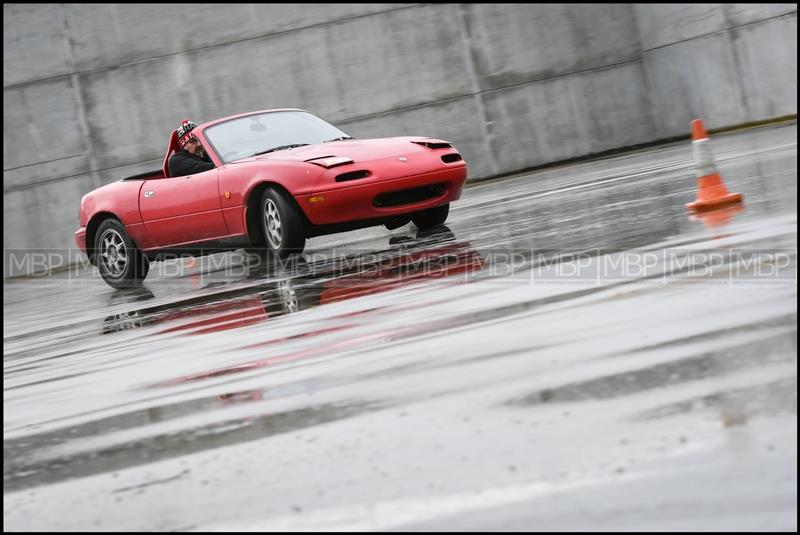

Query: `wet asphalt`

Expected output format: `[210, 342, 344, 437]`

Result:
[3, 123, 797, 531]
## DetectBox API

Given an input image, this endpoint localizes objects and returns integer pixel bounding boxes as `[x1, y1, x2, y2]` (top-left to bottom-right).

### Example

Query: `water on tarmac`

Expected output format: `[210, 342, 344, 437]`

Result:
[3, 123, 797, 531]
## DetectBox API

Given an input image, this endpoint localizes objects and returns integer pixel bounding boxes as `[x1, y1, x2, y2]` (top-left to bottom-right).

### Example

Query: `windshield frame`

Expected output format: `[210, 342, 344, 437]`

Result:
[201, 110, 350, 165]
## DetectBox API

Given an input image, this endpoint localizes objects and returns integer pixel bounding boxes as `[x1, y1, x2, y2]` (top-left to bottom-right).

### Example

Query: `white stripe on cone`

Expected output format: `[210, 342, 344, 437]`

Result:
[692, 138, 718, 177]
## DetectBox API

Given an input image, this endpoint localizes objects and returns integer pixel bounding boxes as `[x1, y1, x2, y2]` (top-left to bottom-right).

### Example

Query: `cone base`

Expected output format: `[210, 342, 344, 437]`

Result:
[688, 203, 745, 229]
[686, 192, 744, 212]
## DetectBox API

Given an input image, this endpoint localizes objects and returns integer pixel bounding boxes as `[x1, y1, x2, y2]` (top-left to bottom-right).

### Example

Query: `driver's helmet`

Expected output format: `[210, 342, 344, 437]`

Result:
[177, 119, 199, 148]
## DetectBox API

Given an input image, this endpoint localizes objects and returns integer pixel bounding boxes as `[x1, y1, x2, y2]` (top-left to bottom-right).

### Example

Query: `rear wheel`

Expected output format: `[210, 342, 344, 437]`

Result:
[260, 188, 306, 259]
[412, 203, 450, 230]
[95, 219, 150, 289]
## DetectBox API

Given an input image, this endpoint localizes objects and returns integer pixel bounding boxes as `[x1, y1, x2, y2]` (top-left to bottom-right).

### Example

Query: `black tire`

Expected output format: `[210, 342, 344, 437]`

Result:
[260, 188, 306, 259]
[412, 203, 450, 230]
[384, 215, 412, 231]
[95, 219, 150, 289]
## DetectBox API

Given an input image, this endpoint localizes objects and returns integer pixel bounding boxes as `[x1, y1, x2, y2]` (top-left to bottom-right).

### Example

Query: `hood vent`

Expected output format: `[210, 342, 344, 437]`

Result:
[412, 141, 452, 149]
[335, 170, 371, 182]
[305, 156, 353, 168]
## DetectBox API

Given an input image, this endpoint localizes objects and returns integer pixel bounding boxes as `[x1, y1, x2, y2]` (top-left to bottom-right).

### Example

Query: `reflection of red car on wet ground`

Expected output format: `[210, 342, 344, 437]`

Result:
[143, 236, 488, 388]
[317, 240, 486, 306]
[103, 231, 485, 337]
[75, 109, 468, 289]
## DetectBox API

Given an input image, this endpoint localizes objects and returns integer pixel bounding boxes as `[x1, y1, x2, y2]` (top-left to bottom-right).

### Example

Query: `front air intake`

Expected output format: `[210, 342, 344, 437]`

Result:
[373, 183, 446, 208]
[441, 153, 463, 163]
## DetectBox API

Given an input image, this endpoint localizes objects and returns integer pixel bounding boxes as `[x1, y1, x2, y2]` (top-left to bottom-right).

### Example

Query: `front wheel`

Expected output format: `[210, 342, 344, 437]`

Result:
[95, 219, 150, 289]
[384, 215, 411, 231]
[260, 188, 306, 259]
[412, 203, 450, 230]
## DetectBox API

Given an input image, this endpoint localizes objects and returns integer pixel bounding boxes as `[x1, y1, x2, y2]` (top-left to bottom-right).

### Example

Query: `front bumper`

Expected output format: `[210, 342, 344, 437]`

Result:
[298, 167, 467, 226]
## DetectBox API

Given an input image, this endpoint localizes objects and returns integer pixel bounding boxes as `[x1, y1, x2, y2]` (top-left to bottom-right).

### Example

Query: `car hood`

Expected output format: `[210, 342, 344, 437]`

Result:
[229, 137, 443, 164]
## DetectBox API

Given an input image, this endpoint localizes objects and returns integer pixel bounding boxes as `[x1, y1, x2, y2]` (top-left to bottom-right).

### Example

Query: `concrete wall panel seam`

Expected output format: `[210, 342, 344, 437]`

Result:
[476, 58, 645, 97]
[3, 154, 86, 174]
[56, 4, 102, 190]
[720, 6, 753, 120]
[3, 158, 164, 194]
[640, 10, 798, 53]
[455, 3, 499, 176]
[626, 5, 659, 137]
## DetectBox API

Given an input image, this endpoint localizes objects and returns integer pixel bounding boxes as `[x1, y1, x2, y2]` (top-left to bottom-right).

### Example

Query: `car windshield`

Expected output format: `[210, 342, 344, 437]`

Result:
[204, 111, 351, 164]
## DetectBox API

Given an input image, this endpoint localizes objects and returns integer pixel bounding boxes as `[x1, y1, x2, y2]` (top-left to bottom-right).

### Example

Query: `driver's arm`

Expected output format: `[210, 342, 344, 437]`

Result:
[169, 154, 215, 177]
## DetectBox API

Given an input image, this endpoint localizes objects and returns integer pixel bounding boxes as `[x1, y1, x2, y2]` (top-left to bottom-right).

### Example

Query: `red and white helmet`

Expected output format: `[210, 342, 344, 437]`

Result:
[177, 119, 198, 148]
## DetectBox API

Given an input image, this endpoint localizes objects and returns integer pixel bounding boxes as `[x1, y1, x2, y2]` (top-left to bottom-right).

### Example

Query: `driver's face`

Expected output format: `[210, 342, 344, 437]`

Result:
[185, 137, 205, 157]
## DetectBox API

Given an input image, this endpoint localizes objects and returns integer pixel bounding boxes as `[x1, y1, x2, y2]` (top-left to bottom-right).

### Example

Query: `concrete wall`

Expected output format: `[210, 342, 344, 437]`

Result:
[3, 4, 797, 275]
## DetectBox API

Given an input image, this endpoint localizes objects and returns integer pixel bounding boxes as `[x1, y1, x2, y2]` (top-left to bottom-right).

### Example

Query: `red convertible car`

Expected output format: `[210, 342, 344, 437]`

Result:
[75, 109, 468, 288]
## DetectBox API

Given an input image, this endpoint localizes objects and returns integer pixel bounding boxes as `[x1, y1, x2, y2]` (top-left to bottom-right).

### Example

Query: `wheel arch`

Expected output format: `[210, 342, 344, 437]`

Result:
[85, 211, 122, 264]
[244, 181, 310, 245]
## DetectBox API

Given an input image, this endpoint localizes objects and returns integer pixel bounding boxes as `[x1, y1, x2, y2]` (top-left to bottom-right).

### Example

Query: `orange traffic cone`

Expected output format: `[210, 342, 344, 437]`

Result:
[686, 119, 743, 212]
[689, 203, 745, 229]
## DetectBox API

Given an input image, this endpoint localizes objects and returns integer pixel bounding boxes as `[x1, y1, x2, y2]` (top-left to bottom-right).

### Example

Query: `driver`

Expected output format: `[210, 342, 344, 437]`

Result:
[168, 119, 215, 177]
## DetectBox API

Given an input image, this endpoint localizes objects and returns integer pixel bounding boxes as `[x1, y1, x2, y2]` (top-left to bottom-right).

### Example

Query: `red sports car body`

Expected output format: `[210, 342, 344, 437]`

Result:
[75, 109, 468, 288]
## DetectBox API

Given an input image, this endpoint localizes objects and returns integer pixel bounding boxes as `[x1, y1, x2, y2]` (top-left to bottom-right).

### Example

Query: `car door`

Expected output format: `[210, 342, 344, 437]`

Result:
[139, 168, 229, 247]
